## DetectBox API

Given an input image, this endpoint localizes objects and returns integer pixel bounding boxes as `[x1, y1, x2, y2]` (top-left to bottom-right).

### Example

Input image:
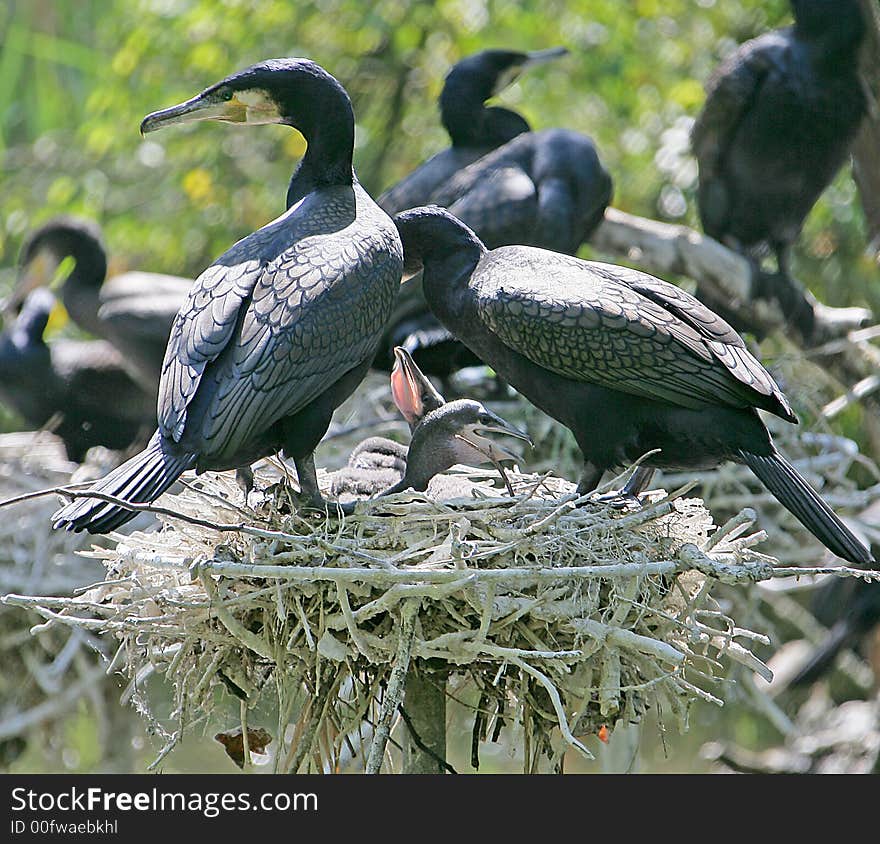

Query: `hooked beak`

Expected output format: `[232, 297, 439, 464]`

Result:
[140, 86, 282, 135]
[457, 413, 533, 464]
[521, 46, 569, 70]
[391, 346, 425, 424]
[391, 346, 445, 426]
[491, 46, 569, 98]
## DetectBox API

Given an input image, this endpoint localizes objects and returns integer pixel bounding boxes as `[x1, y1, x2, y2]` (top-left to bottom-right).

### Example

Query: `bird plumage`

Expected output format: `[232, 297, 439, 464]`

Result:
[53, 58, 403, 533]
[0, 289, 153, 462]
[394, 206, 872, 566]
[374, 48, 611, 380]
[692, 0, 866, 329]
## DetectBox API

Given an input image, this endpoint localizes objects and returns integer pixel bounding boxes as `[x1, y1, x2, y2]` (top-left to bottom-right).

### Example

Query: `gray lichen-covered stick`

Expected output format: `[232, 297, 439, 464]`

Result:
[52, 58, 403, 534]
[393, 205, 873, 566]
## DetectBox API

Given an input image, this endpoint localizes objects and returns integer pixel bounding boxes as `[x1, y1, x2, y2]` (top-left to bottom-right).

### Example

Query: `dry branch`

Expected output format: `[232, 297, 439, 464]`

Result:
[5, 458, 877, 774]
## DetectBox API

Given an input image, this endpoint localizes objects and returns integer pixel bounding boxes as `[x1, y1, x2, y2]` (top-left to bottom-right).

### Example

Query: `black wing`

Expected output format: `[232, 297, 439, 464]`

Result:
[474, 248, 793, 418]
[691, 31, 786, 179]
[159, 187, 402, 455]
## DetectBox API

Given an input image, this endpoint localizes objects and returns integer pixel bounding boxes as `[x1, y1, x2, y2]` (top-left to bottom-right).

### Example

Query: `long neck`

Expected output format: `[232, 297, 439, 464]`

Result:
[54, 233, 107, 335]
[400, 215, 486, 319]
[440, 80, 529, 148]
[285, 90, 356, 208]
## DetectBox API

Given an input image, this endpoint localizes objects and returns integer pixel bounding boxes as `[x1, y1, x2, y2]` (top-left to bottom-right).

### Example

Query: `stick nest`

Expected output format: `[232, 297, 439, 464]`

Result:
[0, 432, 130, 766]
[16, 454, 864, 774]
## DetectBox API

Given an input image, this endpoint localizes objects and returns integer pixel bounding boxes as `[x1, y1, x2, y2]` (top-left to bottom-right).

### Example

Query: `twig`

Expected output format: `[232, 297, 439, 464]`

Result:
[365, 600, 418, 773]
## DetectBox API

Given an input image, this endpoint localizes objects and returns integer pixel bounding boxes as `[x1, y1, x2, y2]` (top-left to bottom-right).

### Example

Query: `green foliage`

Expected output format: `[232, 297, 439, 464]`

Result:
[1, 0, 872, 311]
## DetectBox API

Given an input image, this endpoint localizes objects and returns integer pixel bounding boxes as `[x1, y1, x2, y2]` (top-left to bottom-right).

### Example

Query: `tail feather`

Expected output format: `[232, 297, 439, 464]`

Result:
[740, 449, 873, 567]
[52, 431, 196, 534]
[789, 620, 854, 687]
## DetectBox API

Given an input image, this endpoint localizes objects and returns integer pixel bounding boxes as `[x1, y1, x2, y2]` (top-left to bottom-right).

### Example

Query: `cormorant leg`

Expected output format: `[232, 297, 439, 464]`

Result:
[622, 466, 655, 497]
[235, 465, 254, 498]
[576, 462, 603, 496]
[744, 249, 817, 341]
[595, 466, 655, 509]
[292, 454, 326, 511]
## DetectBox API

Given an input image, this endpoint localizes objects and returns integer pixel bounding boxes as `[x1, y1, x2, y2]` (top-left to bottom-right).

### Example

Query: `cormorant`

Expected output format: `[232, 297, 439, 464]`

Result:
[378, 47, 569, 218]
[691, 0, 867, 333]
[52, 58, 403, 534]
[0, 289, 154, 462]
[331, 346, 444, 495]
[372, 397, 531, 498]
[393, 206, 872, 566]
[332, 345, 529, 497]
[10, 217, 192, 392]
[375, 52, 612, 381]
[332, 350, 529, 503]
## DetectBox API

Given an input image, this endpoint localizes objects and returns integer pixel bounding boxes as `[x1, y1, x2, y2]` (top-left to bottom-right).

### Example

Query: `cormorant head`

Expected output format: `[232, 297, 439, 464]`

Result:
[390, 346, 446, 429]
[6, 217, 106, 316]
[403, 398, 532, 491]
[140, 58, 353, 142]
[2, 288, 54, 353]
[440, 47, 568, 146]
[394, 206, 487, 281]
[791, 0, 865, 48]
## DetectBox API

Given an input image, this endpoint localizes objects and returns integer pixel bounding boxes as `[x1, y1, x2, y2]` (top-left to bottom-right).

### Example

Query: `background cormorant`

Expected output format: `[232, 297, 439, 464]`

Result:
[10, 217, 193, 393]
[394, 206, 872, 566]
[375, 54, 611, 383]
[691, 0, 867, 335]
[0, 288, 154, 462]
[378, 47, 569, 218]
[52, 58, 403, 534]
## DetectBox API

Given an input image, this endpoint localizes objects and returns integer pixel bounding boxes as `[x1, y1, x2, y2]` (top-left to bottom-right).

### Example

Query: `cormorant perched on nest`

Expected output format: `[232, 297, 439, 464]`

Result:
[394, 206, 872, 566]
[691, 0, 867, 338]
[0, 289, 153, 462]
[10, 217, 192, 392]
[53, 58, 403, 534]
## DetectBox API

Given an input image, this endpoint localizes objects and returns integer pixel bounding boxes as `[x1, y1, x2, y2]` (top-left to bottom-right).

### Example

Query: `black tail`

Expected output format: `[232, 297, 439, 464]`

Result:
[740, 449, 873, 567]
[789, 620, 854, 687]
[52, 431, 196, 534]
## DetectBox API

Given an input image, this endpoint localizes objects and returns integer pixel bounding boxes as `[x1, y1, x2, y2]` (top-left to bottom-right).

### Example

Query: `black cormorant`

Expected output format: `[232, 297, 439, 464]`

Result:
[52, 58, 403, 534]
[378, 47, 569, 218]
[10, 217, 192, 392]
[691, 0, 867, 331]
[375, 53, 611, 381]
[0, 289, 154, 462]
[393, 206, 872, 566]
